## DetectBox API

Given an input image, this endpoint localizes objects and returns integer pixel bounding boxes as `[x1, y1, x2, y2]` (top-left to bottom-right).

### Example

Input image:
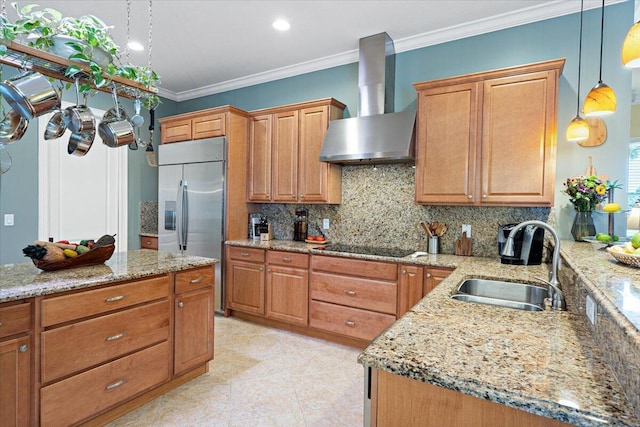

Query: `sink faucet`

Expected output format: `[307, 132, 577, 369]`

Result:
[501, 220, 566, 311]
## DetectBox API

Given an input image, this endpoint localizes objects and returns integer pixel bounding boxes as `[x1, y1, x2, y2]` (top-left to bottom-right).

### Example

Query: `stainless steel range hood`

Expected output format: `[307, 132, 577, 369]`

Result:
[319, 33, 415, 164]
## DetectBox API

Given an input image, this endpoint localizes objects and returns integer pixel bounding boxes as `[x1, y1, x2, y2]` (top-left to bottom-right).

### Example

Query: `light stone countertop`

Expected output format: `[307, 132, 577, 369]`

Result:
[0, 250, 217, 303]
[226, 239, 640, 426]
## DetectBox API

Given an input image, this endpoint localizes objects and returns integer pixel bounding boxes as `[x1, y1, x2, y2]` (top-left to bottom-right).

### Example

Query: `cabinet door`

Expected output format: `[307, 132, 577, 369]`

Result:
[248, 114, 272, 202]
[423, 267, 452, 296]
[298, 106, 331, 203]
[160, 118, 192, 144]
[480, 71, 556, 206]
[415, 82, 480, 204]
[397, 265, 423, 317]
[174, 288, 214, 375]
[272, 110, 299, 202]
[227, 259, 265, 315]
[192, 113, 226, 139]
[266, 265, 309, 326]
[0, 336, 30, 427]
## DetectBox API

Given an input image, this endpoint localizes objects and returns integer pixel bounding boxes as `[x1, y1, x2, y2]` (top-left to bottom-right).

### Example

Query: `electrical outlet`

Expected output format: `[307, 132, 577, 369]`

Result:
[4, 214, 14, 226]
[586, 294, 597, 325]
[322, 218, 330, 229]
[462, 224, 471, 237]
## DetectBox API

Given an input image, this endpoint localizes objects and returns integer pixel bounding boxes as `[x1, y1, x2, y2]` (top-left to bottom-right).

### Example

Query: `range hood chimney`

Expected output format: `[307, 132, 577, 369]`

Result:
[319, 32, 415, 164]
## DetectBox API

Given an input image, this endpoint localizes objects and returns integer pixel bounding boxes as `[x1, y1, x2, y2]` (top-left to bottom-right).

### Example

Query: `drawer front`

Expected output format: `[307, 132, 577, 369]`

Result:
[228, 246, 265, 263]
[41, 300, 170, 384]
[42, 275, 170, 327]
[310, 300, 395, 342]
[140, 236, 158, 250]
[311, 255, 397, 281]
[267, 250, 309, 269]
[175, 266, 214, 294]
[40, 341, 170, 427]
[0, 302, 31, 339]
[310, 272, 397, 315]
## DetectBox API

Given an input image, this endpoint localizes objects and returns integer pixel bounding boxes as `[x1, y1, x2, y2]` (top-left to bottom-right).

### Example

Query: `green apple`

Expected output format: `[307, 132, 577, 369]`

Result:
[632, 233, 640, 249]
[596, 233, 611, 242]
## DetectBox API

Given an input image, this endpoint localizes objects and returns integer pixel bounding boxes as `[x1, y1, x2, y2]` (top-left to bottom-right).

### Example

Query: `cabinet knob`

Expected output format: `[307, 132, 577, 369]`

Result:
[267, 268, 271, 273]
[401, 269, 407, 274]
[467, 195, 473, 199]
[300, 195, 304, 198]
[426, 273, 432, 278]
[178, 301, 184, 308]
[259, 267, 263, 271]
[482, 194, 487, 199]
[344, 320, 356, 327]
[19, 344, 28, 353]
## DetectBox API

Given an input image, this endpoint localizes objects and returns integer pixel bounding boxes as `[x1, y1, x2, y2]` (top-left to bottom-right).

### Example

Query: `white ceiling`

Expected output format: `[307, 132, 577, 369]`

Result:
[5, 0, 626, 101]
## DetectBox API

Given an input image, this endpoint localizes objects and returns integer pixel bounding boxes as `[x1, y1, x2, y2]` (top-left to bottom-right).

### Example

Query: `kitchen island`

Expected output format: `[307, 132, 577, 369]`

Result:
[0, 250, 217, 426]
[225, 239, 640, 426]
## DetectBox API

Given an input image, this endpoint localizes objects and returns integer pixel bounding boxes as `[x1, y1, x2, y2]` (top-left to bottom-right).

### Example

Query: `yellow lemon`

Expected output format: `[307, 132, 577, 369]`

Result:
[625, 242, 636, 254]
[603, 203, 621, 213]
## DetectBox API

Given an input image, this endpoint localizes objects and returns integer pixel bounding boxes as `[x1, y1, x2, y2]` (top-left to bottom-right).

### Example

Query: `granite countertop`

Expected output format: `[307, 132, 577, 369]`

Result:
[0, 250, 218, 303]
[226, 239, 640, 426]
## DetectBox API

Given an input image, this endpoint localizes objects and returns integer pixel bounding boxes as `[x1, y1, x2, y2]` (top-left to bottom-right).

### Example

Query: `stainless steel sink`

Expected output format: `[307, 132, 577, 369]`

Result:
[451, 278, 547, 311]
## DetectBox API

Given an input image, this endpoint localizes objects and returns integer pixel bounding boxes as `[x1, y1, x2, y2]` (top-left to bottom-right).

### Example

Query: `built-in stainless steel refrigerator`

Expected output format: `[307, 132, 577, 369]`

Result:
[158, 137, 226, 312]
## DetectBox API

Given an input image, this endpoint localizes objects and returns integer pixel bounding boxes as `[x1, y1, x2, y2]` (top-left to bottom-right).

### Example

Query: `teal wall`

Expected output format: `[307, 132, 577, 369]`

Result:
[0, 2, 633, 263]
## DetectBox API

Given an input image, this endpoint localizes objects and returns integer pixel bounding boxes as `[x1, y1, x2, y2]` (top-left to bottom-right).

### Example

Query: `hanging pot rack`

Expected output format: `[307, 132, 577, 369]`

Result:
[0, 40, 157, 100]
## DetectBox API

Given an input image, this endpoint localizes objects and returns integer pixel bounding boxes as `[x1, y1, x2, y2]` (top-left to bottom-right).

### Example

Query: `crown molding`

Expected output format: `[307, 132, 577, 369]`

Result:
[170, 0, 626, 102]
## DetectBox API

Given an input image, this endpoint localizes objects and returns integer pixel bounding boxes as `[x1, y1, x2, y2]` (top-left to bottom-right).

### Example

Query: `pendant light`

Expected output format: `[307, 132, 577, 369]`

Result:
[583, 0, 616, 117]
[622, 20, 640, 67]
[566, 0, 589, 142]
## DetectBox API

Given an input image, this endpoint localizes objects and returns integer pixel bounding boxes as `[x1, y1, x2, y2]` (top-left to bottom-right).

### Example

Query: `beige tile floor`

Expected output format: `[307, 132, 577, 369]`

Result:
[106, 315, 365, 427]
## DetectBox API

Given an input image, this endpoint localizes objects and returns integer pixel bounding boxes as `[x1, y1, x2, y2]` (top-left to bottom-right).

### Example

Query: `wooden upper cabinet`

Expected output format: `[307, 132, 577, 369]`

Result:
[272, 110, 300, 202]
[159, 112, 226, 144]
[414, 58, 564, 207]
[248, 114, 273, 202]
[247, 98, 345, 204]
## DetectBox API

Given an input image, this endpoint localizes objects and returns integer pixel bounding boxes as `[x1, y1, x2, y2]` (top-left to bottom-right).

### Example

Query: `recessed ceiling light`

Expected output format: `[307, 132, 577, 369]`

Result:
[127, 41, 144, 51]
[272, 19, 290, 31]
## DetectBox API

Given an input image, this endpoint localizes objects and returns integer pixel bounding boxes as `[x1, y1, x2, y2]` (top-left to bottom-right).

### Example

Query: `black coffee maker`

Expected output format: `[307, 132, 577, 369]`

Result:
[498, 223, 544, 265]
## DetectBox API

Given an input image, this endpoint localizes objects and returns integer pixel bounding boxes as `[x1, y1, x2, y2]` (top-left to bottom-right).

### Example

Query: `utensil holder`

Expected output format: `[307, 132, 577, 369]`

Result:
[428, 236, 439, 254]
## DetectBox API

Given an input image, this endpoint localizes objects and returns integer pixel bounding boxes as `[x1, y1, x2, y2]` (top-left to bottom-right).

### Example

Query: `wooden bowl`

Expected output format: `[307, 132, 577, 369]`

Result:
[33, 244, 115, 272]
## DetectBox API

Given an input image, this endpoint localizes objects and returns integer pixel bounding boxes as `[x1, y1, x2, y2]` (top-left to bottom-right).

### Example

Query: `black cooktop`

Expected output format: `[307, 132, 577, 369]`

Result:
[315, 243, 414, 258]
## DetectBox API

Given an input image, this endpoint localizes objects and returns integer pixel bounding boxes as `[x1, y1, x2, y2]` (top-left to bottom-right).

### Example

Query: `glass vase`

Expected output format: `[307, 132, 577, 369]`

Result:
[571, 211, 596, 241]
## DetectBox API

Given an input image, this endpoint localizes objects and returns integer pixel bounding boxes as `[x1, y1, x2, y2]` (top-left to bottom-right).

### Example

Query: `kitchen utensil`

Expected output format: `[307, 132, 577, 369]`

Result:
[0, 109, 28, 144]
[0, 70, 60, 120]
[99, 86, 135, 147]
[63, 80, 95, 133]
[436, 223, 448, 237]
[67, 130, 95, 156]
[420, 221, 432, 237]
[44, 110, 66, 140]
[145, 108, 157, 167]
[0, 144, 12, 174]
[131, 97, 144, 127]
[455, 231, 472, 256]
[429, 221, 439, 235]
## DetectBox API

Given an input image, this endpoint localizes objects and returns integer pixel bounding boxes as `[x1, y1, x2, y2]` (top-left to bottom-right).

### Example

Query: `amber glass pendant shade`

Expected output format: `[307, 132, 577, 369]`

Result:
[622, 21, 640, 68]
[583, 82, 617, 116]
[566, 116, 590, 142]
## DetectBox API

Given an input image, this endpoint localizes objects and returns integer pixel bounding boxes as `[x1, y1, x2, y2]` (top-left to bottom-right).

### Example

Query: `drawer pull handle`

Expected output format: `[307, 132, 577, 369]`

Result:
[178, 301, 184, 308]
[189, 276, 204, 284]
[241, 252, 250, 257]
[106, 332, 126, 341]
[0, 322, 2, 327]
[344, 290, 357, 296]
[344, 320, 356, 327]
[145, 240, 152, 245]
[105, 295, 125, 302]
[19, 344, 28, 353]
[105, 378, 126, 391]
[282, 257, 292, 263]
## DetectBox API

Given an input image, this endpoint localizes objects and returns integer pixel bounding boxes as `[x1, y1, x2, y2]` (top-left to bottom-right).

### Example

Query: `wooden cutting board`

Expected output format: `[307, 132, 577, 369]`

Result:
[455, 232, 472, 256]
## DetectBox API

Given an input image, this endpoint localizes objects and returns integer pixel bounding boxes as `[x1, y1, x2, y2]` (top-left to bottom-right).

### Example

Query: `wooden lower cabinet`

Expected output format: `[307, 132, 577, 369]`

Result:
[226, 247, 266, 315]
[373, 369, 570, 427]
[266, 251, 309, 326]
[0, 335, 31, 427]
[41, 341, 170, 427]
[174, 267, 215, 375]
[424, 267, 453, 296]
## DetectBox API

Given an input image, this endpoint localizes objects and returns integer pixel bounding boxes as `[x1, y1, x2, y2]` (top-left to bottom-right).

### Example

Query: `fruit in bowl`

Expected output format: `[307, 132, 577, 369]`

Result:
[602, 203, 622, 213]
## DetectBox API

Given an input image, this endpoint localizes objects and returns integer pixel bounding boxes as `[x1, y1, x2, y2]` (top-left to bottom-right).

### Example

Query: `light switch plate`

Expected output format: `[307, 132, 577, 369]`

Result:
[586, 294, 597, 325]
[322, 218, 330, 229]
[462, 224, 471, 237]
[4, 213, 14, 226]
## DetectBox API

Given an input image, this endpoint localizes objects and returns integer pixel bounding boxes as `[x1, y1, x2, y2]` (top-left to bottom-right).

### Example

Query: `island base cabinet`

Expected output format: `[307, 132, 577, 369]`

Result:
[372, 369, 570, 427]
[0, 336, 30, 427]
[174, 287, 214, 375]
[41, 341, 170, 427]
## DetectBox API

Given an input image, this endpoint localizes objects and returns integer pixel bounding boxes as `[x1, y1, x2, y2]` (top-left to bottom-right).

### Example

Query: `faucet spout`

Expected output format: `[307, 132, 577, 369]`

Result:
[500, 220, 565, 311]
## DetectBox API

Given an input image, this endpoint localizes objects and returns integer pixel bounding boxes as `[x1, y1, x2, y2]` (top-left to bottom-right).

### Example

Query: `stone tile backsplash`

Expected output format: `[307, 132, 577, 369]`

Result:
[261, 164, 553, 258]
[140, 201, 158, 235]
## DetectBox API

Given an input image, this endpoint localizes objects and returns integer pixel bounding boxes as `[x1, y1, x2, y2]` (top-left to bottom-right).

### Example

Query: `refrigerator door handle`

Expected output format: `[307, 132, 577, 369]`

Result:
[176, 180, 187, 251]
[182, 180, 189, 250]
